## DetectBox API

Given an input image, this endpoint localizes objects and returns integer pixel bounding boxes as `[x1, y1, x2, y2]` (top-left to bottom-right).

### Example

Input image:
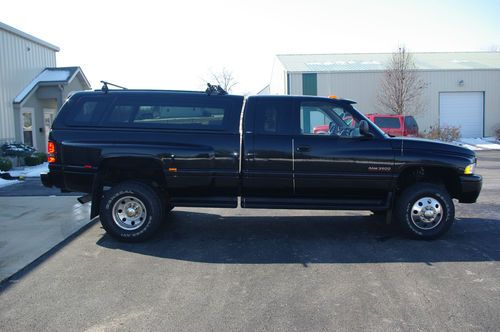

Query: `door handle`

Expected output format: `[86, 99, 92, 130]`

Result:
[296, 146, 310, 152]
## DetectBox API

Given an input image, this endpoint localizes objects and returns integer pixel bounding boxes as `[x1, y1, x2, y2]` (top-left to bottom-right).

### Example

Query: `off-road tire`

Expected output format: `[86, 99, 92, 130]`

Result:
[99, 181, 164, 242]
[394, 183, 454, 239]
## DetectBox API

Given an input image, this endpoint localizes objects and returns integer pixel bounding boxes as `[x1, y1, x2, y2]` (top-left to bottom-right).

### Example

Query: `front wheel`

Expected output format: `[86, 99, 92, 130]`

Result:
[99, 181, 164, 242]
[394, 183, 455, 239]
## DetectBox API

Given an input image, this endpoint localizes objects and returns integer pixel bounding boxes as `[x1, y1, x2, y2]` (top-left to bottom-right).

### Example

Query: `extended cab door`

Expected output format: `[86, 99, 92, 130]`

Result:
[241, 97, 295, 206]
[292, 99, 395, 204]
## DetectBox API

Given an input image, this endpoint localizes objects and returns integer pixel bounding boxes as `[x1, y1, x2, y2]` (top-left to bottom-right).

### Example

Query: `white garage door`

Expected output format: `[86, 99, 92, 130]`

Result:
[439, 92, 484, 138]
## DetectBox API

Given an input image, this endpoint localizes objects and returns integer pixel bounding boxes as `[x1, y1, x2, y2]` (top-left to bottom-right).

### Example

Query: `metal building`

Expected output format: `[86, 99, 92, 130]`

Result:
[269, 52, 500, 137]
[0, 22, 91, 152]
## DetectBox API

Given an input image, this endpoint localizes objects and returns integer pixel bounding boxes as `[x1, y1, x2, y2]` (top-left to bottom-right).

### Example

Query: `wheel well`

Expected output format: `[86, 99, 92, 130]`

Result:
[98, 157, 167, 190]
[397, 166, 460, 199]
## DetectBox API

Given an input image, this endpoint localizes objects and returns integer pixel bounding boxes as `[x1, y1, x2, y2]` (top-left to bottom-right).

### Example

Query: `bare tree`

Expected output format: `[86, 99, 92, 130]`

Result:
[377, 47, 427, 115]
[207, 67, 238, 93]
[486, 44, 500, 52]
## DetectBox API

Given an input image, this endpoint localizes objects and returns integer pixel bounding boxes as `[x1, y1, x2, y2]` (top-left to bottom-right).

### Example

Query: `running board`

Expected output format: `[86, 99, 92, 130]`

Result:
[242, 193, 392, 211]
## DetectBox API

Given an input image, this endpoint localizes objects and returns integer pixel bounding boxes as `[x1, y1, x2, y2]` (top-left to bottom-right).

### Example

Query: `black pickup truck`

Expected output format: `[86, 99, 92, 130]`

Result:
[41, 85, 482, 241]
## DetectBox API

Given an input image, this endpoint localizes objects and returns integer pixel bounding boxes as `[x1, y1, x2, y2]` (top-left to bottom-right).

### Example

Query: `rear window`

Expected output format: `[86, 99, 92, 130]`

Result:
[374, 117, 401, 129]
[251, 99, 294, 135]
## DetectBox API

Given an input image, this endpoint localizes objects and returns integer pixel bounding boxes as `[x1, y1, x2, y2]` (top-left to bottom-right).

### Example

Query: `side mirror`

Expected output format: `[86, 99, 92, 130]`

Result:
[359, 120, 372, 137]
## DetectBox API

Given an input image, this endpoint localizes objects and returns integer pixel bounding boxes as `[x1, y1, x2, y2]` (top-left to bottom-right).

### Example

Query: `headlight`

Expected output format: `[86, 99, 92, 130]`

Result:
[464, 163, 476, 175]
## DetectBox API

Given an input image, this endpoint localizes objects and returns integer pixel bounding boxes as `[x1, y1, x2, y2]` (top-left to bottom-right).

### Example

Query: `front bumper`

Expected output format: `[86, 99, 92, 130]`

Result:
[458, 174, 482, 203]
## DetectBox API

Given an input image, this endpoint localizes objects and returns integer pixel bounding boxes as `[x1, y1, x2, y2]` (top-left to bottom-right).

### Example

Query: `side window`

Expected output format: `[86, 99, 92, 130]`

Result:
[107, 105, 135, 124]
[65, 99, 109, 126]
[103, 99, 228, 130]
[253, 99, 294, 135]
[300, 106, 333, 134]
[300, 101, 362, 138]
[132, 106, 225, 127]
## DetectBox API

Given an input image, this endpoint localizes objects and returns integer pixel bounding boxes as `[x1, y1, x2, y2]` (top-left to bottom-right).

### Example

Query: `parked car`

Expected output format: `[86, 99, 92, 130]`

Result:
[41, 85, 481, 241]
[366, 114, 419, 137]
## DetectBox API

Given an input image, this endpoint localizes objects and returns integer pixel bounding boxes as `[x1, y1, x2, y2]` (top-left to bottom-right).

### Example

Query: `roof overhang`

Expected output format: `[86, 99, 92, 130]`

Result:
[0, 21, 59, 52]
[13, 67, 91, 105]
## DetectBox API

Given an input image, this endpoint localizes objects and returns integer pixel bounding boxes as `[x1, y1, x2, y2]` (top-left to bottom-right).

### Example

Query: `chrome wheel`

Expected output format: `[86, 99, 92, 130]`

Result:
[112, 196, 147, 231]
[410, 196, 443, 230]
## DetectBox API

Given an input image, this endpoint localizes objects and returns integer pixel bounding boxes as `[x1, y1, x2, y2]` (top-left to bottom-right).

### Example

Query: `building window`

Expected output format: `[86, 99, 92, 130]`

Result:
[302, 73, 317, 96]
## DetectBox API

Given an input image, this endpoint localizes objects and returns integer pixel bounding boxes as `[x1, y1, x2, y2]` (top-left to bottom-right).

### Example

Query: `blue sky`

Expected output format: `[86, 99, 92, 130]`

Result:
[2, 0, 499, 93]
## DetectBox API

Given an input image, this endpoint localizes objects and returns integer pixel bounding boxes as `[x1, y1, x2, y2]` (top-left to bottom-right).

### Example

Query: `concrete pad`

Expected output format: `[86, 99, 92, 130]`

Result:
[0, 196, 91, 281]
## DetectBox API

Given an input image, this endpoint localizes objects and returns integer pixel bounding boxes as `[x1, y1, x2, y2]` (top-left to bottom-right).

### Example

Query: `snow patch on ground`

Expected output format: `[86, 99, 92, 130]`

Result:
[0, 163, 48, 188]
[453, 137, 500, 151]
[0, 178, 20, 188]
[8, 162, 49, 177]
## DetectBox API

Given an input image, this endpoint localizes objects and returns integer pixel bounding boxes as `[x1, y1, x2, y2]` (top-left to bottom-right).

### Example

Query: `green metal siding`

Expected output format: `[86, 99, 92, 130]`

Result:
[302, 73, 317, 96]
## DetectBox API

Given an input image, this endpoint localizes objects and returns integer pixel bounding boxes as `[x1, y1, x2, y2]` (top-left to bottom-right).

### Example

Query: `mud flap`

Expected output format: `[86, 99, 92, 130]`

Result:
[90, 173, 103, 219]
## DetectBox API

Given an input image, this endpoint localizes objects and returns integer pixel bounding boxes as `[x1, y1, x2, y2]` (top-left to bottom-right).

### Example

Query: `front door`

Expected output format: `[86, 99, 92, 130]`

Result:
[293, 99, 395, 202]
[43, 108, 56, 151]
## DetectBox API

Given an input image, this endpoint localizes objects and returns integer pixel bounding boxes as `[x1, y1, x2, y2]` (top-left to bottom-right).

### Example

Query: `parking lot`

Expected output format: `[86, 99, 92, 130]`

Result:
[0, 151, 499, 331]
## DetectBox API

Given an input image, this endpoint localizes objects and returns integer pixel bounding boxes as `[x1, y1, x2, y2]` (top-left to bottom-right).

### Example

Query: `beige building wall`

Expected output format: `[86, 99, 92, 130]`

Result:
[287, 69, 500, 136]
[269, 60, 287, 95]
[0, 23, 57, 143]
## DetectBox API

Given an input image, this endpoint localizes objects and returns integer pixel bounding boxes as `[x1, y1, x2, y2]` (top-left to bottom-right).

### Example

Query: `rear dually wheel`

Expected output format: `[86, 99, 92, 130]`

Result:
[99, 181, 164, 242]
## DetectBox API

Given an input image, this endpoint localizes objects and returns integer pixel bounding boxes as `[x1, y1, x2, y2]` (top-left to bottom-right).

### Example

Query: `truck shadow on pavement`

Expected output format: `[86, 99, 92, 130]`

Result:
[96, 210, 500, 265]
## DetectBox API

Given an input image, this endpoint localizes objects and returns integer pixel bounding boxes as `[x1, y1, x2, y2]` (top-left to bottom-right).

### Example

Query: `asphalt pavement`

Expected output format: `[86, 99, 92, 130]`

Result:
[0, 151, 499, 331]
[0, 177, 80, 196]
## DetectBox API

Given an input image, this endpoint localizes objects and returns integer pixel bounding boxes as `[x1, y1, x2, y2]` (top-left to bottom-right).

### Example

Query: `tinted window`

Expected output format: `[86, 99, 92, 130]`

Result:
[107, 105, 134, 123]
[374, 117, 401, 128]
[133, 106, 224, 127]
[65, 99, 108, 126]
[252, 99, 294, 135]
[103, 98, 229, 130]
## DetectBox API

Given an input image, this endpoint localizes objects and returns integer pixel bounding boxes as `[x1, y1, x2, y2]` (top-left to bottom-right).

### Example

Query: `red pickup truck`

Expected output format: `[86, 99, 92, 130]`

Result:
[367, 114, 419, 137]
[313, 114, 419, 137]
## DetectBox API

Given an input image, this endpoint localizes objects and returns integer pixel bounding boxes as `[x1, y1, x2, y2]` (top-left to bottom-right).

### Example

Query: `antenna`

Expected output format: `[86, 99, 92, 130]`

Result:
[101, 81, 128, 93]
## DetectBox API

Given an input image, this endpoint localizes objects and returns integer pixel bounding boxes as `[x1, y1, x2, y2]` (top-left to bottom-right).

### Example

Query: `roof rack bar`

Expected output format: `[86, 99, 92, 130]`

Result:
[101, 81, 127, 93]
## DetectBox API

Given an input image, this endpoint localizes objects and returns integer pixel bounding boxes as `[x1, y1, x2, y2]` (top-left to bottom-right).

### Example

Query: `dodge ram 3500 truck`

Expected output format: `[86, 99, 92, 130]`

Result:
[41, 85, 482, 241]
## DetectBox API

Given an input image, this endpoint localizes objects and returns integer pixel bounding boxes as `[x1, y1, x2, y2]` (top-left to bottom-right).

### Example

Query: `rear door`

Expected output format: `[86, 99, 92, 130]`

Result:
[242, 97, 295, 201]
